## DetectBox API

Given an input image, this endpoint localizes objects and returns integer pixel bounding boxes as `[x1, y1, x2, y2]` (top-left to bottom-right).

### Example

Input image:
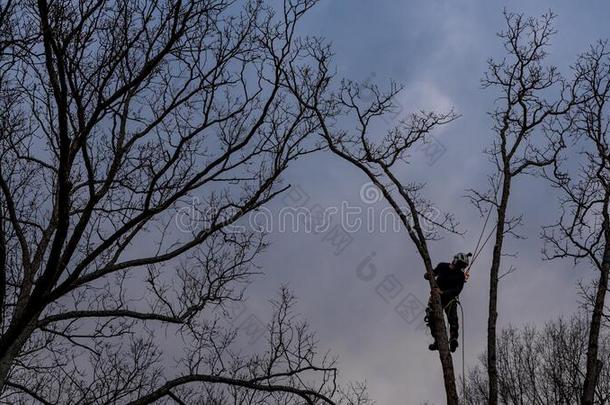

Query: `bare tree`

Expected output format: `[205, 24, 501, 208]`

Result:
[470, 11, 572, 404]
[542, 40, 610, 405]
[464, 314, 610, 405]
[284, 42, 463, 401]
[0, 0, 370, 403]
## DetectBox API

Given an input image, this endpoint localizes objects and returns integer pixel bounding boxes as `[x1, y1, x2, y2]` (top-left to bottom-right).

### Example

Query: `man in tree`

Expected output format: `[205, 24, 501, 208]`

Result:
[425, 253, 471, 353]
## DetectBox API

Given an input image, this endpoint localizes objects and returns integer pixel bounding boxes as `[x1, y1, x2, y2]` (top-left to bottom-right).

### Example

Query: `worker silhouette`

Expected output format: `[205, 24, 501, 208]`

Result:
[424, 252, 471, 353]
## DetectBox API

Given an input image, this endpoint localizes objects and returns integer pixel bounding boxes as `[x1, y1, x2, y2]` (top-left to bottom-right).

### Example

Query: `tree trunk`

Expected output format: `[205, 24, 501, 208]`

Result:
[487, 175, 510, 405]
[581, 244, 610, 405]
[0, 316, 38, 389]
[487, 243, 500, 405]
[424, 257, 459, 405]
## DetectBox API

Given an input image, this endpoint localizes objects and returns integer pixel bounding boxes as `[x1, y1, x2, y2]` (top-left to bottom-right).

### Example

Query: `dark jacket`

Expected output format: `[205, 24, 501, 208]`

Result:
[433, 262, 465, 298]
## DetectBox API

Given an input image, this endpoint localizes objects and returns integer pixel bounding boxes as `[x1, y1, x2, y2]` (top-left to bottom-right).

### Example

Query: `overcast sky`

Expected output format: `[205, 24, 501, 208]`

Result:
[238, 1, 610, 403]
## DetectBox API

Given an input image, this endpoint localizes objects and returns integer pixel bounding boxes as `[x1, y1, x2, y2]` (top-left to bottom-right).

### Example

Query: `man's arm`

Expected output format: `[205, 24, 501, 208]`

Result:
[424, 263, 441, 280]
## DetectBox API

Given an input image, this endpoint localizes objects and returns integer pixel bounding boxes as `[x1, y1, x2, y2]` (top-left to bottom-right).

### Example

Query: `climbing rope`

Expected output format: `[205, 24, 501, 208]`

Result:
[431, 174, 505, 402]
[466, 204, 497, 273]
[466, 172, 504, 273]
[457, 176, 506, 403]
[457, 299, 465, 403]
[456, 207, 495, 404]
[439, 176, 506, 403]
[440, 298, 466, 403]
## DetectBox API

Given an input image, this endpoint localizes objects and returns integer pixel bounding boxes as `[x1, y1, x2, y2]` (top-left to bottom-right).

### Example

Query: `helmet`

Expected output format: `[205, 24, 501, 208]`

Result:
[452, 252, 472, 267]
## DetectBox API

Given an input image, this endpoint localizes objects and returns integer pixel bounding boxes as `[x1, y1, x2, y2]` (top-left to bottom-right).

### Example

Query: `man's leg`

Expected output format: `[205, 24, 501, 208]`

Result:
[425, 298, 439, 350]
[444, 298, 459, 352]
